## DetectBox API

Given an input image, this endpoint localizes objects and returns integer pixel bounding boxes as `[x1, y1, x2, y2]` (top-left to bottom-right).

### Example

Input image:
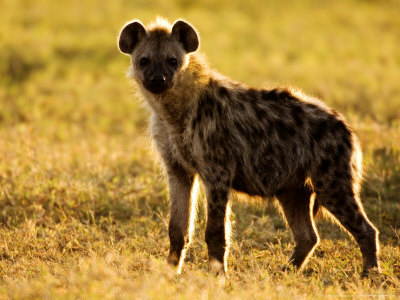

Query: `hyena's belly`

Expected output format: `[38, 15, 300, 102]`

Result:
[231, 160, 288, 197]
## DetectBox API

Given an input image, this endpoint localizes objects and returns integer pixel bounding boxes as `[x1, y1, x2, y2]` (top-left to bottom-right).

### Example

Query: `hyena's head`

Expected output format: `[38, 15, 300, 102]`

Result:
[118, 19, 199, 94]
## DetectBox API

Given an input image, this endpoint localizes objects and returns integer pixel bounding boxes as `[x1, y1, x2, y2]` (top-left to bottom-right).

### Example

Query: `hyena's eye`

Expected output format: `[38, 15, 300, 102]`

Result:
[167, 58, 178, 67]
[139, 57, 149, 67]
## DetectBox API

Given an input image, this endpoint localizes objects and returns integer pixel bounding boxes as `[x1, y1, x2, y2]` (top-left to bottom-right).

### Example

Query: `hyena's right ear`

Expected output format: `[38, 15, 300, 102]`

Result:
[118, 21, 146, 54]
[171, 20, 199, 53]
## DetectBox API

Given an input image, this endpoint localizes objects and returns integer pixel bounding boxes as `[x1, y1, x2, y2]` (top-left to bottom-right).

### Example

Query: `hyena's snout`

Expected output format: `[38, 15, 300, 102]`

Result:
[144, 72, 171, 94]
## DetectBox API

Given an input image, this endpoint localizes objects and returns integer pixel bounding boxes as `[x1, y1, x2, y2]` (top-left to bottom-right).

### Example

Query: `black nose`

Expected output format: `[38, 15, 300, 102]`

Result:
[151, 74, 166, 85]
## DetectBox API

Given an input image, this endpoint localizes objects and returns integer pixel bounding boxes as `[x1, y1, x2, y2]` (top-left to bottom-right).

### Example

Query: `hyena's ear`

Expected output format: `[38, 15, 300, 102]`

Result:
[171, 20, 199, 53]
[118, 21, 146, 54]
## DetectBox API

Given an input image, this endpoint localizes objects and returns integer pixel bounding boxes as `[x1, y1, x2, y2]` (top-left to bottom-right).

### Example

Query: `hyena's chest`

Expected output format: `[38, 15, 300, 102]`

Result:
[169, 133, 198, 171]
[168, 125, 219, 174]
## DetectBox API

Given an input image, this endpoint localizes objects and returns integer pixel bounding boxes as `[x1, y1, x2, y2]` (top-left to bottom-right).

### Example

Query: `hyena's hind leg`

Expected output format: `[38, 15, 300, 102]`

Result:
[313, 154, 379, 274]
[166, 164, 198, 273]
[276, 182, 320, 270]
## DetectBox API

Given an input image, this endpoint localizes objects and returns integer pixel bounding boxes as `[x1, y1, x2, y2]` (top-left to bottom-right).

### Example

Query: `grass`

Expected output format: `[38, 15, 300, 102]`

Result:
[1, 0, 400, 298]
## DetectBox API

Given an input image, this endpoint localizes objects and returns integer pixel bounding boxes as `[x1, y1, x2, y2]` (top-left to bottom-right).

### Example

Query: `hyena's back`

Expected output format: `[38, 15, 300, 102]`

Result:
[190, 80, 359, 199]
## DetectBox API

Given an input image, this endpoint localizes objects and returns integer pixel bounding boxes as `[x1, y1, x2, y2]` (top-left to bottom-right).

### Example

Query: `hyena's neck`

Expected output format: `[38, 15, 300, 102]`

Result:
[145, 54, 211, 134]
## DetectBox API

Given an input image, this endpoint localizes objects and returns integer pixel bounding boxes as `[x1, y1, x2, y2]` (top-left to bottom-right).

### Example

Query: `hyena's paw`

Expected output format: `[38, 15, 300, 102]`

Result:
[167, 251, 179, 266]
[361, 266, 381, 278]
[209, 258, 230, 286]
[281, 264, 297, 273]
[209, 258, 225, 275]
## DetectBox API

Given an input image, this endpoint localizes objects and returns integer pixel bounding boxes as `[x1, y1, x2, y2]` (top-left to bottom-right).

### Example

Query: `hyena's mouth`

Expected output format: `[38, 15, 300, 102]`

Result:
[144, 82, 170, 94]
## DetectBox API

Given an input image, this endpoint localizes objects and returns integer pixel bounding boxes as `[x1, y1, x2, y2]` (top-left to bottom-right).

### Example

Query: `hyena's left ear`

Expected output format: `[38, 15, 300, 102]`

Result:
[171, 20, 199, 53]
[118, 21, 146, 54]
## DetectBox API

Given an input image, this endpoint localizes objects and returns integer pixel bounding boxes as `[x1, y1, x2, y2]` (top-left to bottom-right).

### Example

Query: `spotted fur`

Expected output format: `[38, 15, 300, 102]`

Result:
[118, 18, 379, 275]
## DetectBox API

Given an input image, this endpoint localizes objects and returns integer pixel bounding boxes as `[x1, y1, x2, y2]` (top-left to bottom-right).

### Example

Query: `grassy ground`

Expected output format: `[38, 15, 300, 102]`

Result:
[1, 0, 400, 298]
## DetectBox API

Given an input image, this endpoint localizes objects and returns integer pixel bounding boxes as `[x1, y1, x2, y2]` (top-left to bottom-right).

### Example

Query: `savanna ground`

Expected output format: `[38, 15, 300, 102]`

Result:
[1, 0, 400, 298]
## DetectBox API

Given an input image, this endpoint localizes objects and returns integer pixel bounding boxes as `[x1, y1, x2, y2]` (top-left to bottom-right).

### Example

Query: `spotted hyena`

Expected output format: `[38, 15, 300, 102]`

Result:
[118, 18, 379, 275]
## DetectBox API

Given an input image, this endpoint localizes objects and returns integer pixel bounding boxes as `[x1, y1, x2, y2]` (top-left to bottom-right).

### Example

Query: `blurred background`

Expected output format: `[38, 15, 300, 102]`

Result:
[2, 0, 400, 124]
[0, 0, 399, 296]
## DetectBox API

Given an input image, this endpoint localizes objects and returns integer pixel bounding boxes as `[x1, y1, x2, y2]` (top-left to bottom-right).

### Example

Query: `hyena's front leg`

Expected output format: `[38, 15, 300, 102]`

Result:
[166, 165, 197, 271]
[204, 181, 231, 274]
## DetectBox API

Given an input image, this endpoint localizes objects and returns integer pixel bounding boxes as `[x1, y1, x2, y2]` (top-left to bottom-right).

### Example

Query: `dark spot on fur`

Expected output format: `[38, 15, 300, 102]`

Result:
[336, 144, 346, 157]
[291, 105, 304, 127]
[261, 89, 279, 102]
[218, 86, 229, 98]
[253, 103, 268, 120]
[215, 101, 223, 116]
[329, 180, 339, 191]
[262, 88, 293, 102]
[320, 159, 331, 173]
[331, 192, 346, 207]
[324, 144, 335, 154]
[248, 88, 259, 100]
[196, 110, 202, 124]
[199, 95, 215, 119]
[315, 180, 324, 189]
[312, 119, 329, 142]
[222, 126, 230, 137]
[346, 190, 355, 198]
[308, 137, 315, 150]
[334, 170, 342, 178]
[344, 137, 352, 149]
[266, 145, 276, 156]
[333, 208, 345, 217]
[204, 106, 214, 119]
[206, 95, 215, 107]
[208, 79, 217, 88]
[333, 119, 348, 133]
[347, 217, 363, 233]
[332, 120, 352, 149]
[275, 120, 296, 140]
[198, 128, 204, 140]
